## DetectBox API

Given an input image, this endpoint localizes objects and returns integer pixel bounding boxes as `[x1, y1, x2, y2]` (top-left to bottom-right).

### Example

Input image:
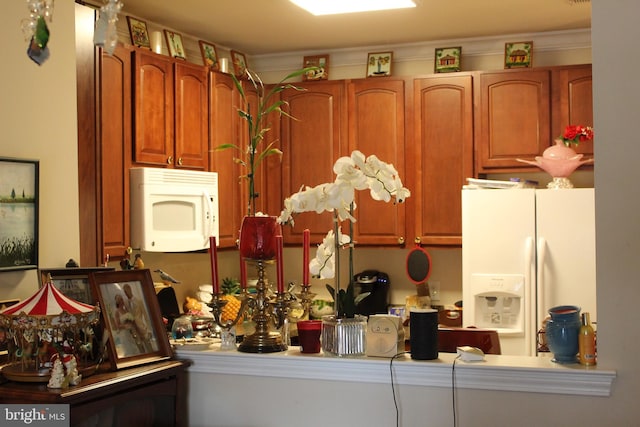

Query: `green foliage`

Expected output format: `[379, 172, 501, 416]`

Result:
[325, 282, 370, 319]
[215, 66, 319, 216]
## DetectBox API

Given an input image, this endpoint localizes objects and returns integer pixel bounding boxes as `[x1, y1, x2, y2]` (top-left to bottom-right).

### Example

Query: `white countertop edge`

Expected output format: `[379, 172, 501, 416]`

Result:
[175, 346, 615, 397]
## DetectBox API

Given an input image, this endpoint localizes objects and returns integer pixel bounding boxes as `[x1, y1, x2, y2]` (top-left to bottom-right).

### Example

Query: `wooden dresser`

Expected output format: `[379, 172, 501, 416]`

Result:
[0, 359, 190, 427]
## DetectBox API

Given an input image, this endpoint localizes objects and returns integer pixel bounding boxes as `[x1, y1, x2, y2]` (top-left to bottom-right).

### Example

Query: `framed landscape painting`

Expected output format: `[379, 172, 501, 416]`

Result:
[0, 157, 39, 272]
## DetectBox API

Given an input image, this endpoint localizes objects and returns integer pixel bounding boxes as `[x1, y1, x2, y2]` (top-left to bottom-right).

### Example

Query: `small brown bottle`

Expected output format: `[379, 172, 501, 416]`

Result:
[578, 312, 596, 366]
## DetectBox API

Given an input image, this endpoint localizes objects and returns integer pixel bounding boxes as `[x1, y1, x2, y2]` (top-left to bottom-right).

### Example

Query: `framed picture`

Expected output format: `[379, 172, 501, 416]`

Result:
[39, 267, 114, 304]
[0, 157, 38, 272]
[126, 16, 151, 49]
[230, 50, 248, 77]
[164, 30, 186, 59]
[504, 41, 533, 69]
[367, 52, 393, 77]
[434, 47, 462, 73]
[90, 269, 172, 370]
[199, 40, 219, 70]
[302, 55, 329, 81]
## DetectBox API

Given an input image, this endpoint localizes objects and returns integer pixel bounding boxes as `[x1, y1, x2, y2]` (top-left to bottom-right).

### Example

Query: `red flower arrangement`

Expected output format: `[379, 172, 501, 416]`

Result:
[559, 124, 594, 147]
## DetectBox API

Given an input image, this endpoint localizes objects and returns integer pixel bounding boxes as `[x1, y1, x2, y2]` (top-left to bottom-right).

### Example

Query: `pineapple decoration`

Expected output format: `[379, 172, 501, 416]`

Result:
[220, 277, 242, 324]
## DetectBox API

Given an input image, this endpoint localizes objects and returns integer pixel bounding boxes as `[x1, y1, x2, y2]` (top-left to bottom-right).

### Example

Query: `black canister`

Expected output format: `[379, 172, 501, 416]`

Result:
[410, 308, 439, 360]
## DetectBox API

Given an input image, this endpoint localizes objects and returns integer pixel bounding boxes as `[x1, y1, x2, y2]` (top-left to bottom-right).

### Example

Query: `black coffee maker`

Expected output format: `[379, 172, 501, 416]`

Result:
[354, 270, 390, 316]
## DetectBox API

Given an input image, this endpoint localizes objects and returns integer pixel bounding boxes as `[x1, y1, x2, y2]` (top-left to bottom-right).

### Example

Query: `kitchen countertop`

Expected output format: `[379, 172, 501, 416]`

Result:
[175, 343, 615, 397]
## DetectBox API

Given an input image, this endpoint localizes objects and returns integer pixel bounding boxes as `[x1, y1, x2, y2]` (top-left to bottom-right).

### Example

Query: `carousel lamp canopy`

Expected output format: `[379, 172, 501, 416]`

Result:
[0, 281, 96, 316]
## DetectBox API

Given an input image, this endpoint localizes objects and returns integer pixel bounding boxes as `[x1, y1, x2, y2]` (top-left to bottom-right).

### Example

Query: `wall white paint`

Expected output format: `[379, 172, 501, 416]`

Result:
[0, 1, 79, 301]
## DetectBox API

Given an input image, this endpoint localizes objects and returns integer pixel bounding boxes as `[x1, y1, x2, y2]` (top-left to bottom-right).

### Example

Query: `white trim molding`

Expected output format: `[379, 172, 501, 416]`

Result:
[250, 29, 591, 73]
[177, 345, 615, 397]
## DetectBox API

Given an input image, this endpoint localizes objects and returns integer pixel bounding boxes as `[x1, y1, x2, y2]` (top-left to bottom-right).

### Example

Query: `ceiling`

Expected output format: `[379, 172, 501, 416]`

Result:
[119, 0, 592, 56]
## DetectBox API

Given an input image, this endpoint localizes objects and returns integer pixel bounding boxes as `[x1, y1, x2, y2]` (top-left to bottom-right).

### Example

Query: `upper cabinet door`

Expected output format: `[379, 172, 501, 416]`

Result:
[552, 64, 593, 157]
[174, 61, 209, 170]
[280, 80, 347, 243]
[476, 69, 551, 172]
[412, 75, 474, 246]
[133, 50, 174, 166]
[348, 78, 406, 246]
[209, 71, 242, 248]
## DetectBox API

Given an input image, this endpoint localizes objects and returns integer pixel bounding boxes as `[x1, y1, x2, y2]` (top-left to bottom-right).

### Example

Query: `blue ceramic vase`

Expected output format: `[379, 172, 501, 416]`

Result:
[546, 305, 581, 363]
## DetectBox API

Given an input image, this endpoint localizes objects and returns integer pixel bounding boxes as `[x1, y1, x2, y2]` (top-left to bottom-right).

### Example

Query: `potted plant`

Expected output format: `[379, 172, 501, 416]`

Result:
[279, 150, 410, 356]
[216, 66, 315, 260]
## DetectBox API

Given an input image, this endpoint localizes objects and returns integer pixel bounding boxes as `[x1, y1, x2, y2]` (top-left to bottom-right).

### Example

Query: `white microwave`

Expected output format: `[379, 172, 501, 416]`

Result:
[130, 168, 219, 252]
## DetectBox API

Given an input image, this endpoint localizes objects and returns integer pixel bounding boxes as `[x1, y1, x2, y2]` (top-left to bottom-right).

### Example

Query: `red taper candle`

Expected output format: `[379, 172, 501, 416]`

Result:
[276, 235, 284, 293]
[209, 236, 220, 294]
[302, 228, 310, 285]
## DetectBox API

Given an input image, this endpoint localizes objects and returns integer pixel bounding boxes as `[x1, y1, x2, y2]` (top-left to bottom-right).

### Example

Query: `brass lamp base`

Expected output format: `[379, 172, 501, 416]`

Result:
[238, 331, 287, 353]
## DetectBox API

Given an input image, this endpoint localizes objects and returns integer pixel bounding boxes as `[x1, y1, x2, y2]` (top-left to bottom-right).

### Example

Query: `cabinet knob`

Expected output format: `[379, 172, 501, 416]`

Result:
[414, 237, 421, 244]
[167, 156, 173, 164]
[177, 157, 183, 166]
[397, 236, 405, 245]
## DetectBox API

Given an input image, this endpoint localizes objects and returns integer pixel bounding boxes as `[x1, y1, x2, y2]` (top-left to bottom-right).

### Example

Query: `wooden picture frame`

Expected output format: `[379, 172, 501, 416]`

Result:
[0, 157, 39, 272]
[434, 47, 462, 73]
[302, 55, 329, 81]
[126, 16, 151, 49]
[230, 50, 248, 77]
[90, 269, 172, 370]
[199, 40, 219, 70]
[39, 267, 114, 304]
[367, 52, 393, 77]
[164, 30, 186, 60]
[504, 41, 533, 69]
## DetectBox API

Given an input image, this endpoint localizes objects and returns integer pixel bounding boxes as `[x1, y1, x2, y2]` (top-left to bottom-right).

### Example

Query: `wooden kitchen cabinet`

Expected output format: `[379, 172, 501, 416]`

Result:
[411, 74, 474, 246]
[475, 69, 551, 172]
[0, 360, 190, 427]
[133, 50, 208, 170]
[552, 64, 593, 157]
[280, 80, 347, 243]
[347, 78, 406, 246]
[209, 71, 243, 248]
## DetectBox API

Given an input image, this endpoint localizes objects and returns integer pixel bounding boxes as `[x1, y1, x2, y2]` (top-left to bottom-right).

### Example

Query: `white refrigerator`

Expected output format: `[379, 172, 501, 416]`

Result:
[461, 187, 596, 356]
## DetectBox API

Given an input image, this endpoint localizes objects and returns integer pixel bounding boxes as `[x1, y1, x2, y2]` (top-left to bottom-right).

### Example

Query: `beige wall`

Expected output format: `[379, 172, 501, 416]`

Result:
[0, 1, 79, 301]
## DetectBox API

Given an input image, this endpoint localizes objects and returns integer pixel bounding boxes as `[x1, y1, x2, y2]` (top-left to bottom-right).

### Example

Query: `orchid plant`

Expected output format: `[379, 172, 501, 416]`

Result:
[559, 124, 594, 147]
[278, 150, 410, 317]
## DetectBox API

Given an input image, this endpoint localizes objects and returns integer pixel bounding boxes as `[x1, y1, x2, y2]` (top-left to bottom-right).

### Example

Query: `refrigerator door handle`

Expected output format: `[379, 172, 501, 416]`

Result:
[524, 236, 535, 356]
[536, 236, 547, 330]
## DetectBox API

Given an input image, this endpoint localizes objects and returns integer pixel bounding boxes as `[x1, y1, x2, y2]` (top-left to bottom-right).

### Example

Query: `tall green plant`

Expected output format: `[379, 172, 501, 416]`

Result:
[216, 67, 317, 216]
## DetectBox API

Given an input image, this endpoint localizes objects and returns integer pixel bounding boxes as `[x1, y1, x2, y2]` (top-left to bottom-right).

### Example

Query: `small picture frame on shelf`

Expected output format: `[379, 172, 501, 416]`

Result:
[199, 40, 219, 70]
[366, 52, 393, 77]
[504, 41, 533, 69]
[434, 47, 462, 73]
[126, 16, 151, 49]
[302, 55, 329, 81]
[39, 267, 114, 304]
[90, 269, 172, 370]
[230, 50, 248, 76]
[164, 30, 186, 59]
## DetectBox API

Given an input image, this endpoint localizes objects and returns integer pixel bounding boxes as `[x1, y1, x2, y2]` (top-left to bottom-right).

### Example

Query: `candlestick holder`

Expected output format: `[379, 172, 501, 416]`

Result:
[207, 260, 290, 353]
[295, 283, 316, 320]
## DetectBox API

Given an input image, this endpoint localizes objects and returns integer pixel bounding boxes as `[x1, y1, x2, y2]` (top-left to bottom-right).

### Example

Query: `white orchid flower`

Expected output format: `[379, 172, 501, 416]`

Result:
[309, 228, 351, 279]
